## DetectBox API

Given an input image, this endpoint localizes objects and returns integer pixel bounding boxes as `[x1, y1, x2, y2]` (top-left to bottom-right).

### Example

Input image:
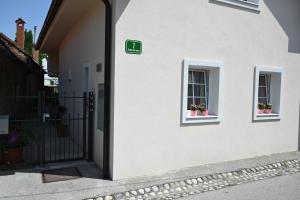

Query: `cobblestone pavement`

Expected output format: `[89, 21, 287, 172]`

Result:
[87, 159, 300, 200]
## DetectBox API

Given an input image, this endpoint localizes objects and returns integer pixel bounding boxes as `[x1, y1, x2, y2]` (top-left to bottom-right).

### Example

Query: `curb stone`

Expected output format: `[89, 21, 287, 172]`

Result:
[86, 159, 300, 200]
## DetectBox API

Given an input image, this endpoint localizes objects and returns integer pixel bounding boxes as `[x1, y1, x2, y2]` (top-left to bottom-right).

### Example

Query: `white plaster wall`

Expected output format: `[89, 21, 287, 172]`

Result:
[112, 0, 300, 179]
[58, 1, 106, 169]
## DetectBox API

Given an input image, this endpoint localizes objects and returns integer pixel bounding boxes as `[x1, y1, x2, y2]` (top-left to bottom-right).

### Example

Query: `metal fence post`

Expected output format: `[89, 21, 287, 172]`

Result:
[38, 91, 45, 165]
[83, 92, 87, 159]
[88, 92, 95, 161]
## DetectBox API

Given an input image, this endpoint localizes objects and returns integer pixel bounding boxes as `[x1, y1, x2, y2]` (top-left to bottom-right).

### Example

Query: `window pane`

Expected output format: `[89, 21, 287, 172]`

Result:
[194, 85, 206, 97]
[258, 98, 267, 105]
[188, 84, 193, 97]
[258, 87, 267, 97]
[259, 75, 266, 86]
[188, 71, 193, 83]
[194, 98, 200, 105]
[187, 98, 193, 109]
[200, 98, 206, 106]
[194, 98, 206, 106]
[193, 71, 205, 84]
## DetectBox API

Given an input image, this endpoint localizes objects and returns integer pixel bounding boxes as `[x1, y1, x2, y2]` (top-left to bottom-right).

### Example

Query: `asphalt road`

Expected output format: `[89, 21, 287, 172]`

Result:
[180, 172, 300, 200]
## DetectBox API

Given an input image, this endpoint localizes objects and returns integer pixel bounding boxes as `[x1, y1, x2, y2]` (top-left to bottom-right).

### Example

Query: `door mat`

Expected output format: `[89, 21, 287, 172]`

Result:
[42, 167, 81, 183]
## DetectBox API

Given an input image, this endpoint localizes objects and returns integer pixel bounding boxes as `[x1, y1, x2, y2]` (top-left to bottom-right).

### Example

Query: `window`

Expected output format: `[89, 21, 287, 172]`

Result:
[182, 58, 223, 124]
[253, 66, 284, 121]
[213, 0, 260, 11]
[258, 74, 271, 105]
[187, 70, 209, 110]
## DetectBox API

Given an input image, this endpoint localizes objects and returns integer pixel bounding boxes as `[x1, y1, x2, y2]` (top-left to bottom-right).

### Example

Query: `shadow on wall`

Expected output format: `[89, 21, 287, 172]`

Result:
[115, 0, 130, 23]
[264, 0, 300, 54]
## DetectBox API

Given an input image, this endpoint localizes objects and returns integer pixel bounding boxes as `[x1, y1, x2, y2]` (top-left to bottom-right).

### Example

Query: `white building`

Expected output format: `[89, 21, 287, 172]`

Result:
[37, 0, 300, 180]
[42, 58, 59, 87]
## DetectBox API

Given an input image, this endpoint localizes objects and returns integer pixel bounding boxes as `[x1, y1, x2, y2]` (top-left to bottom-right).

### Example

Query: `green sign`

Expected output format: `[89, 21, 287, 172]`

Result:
[125, 40, 142, 54]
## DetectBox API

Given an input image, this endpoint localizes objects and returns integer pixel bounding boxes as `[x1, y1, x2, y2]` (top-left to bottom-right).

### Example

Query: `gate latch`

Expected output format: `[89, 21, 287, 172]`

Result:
[43, 113, 50, 123]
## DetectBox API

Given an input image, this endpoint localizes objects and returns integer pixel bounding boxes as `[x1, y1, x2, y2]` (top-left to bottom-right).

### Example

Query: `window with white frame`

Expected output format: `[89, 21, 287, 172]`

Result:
[254, 66, 283, 121]
[182, 59, 223, 124]
[213, 0, 260, 11]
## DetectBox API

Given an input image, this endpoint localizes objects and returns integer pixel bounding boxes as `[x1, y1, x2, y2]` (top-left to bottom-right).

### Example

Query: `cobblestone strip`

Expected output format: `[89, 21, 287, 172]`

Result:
[87, 159, 300, 200]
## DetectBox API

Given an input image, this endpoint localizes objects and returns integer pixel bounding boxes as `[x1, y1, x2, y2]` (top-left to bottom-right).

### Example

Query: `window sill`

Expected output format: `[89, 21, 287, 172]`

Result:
[183, 115, 220, 124]
[254, 113, 280, 121]
[186, 115, 218, 119]
[213, 0, 260, 12]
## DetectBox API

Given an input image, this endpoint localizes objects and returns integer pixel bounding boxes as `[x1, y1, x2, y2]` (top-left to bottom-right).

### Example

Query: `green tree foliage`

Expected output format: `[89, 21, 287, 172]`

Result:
[24, 29, 48, 65]
[39, 53, 48, 66]
[24, 29, 33, 56]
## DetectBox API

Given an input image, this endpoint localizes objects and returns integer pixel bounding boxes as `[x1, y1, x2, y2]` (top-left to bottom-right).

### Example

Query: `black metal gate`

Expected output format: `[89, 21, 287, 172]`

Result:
[0, 92, 94, 168]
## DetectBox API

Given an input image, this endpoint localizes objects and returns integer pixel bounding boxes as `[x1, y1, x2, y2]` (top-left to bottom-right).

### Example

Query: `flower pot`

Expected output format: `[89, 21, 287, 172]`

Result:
[3, 147, 23, 164]
[201, 110, 209, 116]
[264, 109, 272, 114]
[190, 110, 197, 116]
[257, 109, 264, 114]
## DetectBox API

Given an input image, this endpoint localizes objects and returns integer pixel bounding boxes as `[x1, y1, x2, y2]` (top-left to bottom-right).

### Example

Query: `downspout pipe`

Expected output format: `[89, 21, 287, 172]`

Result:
[102, 0, 112, 180]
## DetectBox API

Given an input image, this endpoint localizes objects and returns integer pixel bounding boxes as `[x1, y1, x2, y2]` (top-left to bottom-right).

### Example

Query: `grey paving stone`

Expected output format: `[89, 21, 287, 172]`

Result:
[90, 159, 300, 200]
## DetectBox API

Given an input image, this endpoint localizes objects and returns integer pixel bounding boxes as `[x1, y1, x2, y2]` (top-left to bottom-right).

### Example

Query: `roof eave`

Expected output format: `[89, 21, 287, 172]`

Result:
[36, 0, 63, 50]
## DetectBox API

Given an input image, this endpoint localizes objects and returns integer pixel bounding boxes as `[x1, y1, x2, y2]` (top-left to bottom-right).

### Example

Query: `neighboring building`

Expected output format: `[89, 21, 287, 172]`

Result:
[0, 18, 45, 116]
[37, 0, 300, 180]
[42, 58, 59, 94]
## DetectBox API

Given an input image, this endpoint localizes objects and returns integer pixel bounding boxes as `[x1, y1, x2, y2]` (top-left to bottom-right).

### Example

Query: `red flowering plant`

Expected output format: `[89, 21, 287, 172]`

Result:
[266, 103, 272, 110]
[257, 103, 266, 110]
[197, 103, 207, 112]
[190, 104, 198, 111]
[0, 130, 31, 150]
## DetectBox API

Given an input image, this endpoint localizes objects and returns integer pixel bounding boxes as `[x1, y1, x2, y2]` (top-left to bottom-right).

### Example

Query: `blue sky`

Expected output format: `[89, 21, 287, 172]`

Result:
[0, 0, 52, 42]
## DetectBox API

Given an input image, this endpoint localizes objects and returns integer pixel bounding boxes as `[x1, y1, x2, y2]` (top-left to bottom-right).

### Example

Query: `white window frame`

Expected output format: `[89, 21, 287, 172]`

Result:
[182, 58, 223, 124]
[213, 0, 260, 11]
[253, 66, 284, 121]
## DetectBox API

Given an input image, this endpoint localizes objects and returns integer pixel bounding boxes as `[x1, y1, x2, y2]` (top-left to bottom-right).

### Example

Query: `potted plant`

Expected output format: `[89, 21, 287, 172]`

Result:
[257, 103, 265, 114]
[198, 103, 208, 116]
[1, 130, 30, 164]
[265, 104, 272, 114]
[190, 104, 198, 116]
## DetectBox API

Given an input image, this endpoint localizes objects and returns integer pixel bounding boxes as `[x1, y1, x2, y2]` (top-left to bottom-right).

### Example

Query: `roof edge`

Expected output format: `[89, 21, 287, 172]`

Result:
[0, 32, 46, 74]
[36, 0, 63, 50]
